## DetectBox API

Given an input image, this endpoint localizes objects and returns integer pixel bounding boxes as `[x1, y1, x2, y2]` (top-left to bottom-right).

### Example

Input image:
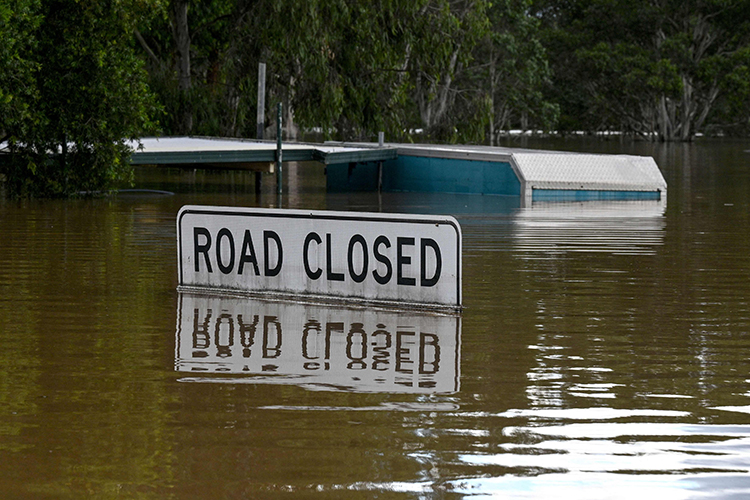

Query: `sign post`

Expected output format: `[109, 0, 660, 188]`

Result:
[177, 206, 462, 312]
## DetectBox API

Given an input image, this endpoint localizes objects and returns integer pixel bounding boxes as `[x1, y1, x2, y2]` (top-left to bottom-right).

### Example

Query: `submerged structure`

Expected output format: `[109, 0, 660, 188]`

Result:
[130, 137, 667, 206]
[327, 143, 666, 207]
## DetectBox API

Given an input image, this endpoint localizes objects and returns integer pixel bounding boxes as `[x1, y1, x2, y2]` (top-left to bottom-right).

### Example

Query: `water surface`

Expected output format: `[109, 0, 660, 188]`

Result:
[1, 139, 750, 498]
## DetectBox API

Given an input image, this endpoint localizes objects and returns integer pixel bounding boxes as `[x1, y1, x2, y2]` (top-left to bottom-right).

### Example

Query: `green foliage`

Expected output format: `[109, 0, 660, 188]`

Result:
[136, 0, 554, 143]
[484, 0, 558, 138]
[1, 0, 159, 198]
[536, 0, 750, 140]
[407, 0, 491, 141]
[253, 0, 423, 140]
[0, 0, 41, 141]
[704, 46, 750, 135]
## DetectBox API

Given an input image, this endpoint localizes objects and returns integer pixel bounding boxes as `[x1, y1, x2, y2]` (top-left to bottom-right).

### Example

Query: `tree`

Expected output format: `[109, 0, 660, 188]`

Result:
[537, 0, 750, 141]
[406, 0, 490, 141]
[705, 46, 750, 135]
[474, 0, 558, 143]
[135, 0, 237, 136]
[137, 0, 449, 141]
[1, 0, 159, 197]
[402, 0, 557, 144]
[134, 0, 556, 144]
[229, 0, 435, 141]
[0, 0, 41, 144]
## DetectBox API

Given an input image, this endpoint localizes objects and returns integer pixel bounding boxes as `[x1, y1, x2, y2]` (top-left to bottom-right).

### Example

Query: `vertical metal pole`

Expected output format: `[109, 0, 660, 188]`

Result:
[276, 102, 283, 196]
[255, 62, 266, 194]
[377, 132, 384, 193]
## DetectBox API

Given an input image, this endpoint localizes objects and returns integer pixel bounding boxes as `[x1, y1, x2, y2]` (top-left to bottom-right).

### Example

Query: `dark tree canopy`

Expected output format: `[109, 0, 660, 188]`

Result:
[1, 0, 158, 197]
[536, 0, 750, 140]
[135, 0, 555, 143]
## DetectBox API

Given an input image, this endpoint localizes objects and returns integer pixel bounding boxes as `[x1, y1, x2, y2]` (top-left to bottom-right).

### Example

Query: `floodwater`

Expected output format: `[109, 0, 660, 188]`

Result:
[1, 138, 750, 499]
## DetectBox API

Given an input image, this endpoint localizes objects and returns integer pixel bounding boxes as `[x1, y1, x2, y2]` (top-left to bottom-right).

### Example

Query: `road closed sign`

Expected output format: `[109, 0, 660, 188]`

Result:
[177, 206, 462, 311]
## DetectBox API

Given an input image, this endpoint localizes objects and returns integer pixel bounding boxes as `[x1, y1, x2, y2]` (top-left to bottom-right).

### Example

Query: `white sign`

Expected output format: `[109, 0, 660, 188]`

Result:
[177, 206, 462, 310]
[175, 293, 461, 394]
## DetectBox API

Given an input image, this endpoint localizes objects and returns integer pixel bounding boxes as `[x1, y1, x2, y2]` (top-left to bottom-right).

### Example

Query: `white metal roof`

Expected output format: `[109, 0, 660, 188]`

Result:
[512, 152, 667, 192]
[129, 136, 312, 153]
[128, 136, 397, 165]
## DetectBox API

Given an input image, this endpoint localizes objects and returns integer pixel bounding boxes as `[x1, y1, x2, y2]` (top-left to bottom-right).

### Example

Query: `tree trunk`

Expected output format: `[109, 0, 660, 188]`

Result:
[434, 50, 459, 125]
[657, 96, 671, 141]
[416, 72, 432, 128]
[283, 86, 298, 141]
[418, 48, 460, 132]
[694, 84, 721, 135]
[679, 75, 694, 141]
[173, 0, 192, 133]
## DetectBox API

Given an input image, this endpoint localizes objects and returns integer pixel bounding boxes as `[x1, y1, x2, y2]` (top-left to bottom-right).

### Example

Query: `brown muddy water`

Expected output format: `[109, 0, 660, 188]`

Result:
[1, 138, 750, 499]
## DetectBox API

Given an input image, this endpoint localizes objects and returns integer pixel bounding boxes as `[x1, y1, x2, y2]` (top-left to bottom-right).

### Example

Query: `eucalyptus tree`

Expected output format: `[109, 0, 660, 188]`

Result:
[403, 0, 490, 141]
[136, 0, 557, 143]
[138, 0, 471, 140]
[537, 0, 750, 141]
[135, 0, 237, 135]
[459, 0, 558, 143]
[398, 0, 557, 144]
[652, 0, 750, 140]
[237, 0, 424, 140]
[136, 0, 414, 139]
[486, 0, 558, 140]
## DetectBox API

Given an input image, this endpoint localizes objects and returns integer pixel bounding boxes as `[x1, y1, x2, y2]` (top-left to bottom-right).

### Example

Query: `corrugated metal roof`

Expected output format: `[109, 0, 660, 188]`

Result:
[513, 153, 667, 192]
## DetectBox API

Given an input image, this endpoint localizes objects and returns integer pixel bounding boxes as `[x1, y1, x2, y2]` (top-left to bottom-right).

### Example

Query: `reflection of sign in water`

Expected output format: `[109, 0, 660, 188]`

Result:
[176, 206, 462, 311]
[175, 293, 461, 394]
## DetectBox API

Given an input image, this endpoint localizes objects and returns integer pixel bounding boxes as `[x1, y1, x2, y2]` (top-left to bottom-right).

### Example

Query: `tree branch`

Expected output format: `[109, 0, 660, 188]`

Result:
[133, 28, 162, 68]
